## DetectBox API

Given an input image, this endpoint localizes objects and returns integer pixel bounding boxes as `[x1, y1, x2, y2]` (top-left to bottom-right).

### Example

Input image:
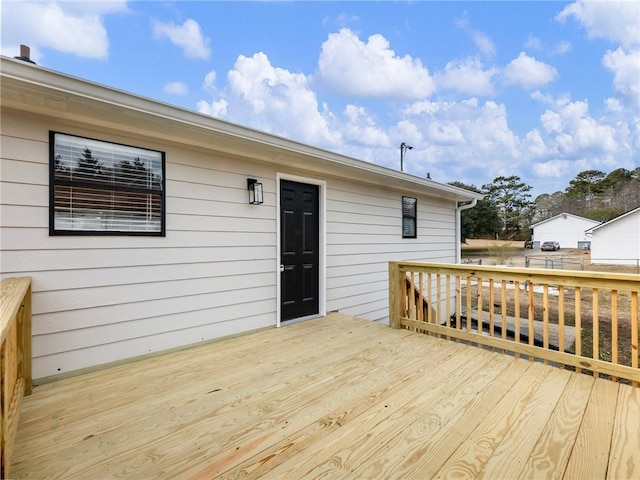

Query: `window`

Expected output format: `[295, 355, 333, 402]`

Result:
[50, 132, 165, 235]
[402, 196, 417, 238]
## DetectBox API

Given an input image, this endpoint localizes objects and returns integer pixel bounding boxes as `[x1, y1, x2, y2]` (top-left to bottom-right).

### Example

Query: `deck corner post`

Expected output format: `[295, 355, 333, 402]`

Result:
[389, 262, 402, 329]
[20, 280, 33, 396]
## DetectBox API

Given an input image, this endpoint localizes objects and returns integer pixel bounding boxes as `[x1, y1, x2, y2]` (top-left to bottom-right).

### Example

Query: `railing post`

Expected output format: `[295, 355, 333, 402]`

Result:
[388, 262, 402, 329]
[19, 284, 32, 395]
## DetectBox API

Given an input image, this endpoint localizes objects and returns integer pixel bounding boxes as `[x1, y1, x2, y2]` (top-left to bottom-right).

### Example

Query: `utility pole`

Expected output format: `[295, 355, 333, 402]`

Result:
[400, 142, 413, 172]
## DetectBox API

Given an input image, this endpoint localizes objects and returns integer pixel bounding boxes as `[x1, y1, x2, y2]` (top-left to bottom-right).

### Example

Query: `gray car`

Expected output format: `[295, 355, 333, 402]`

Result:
[541, 241, 560, 251]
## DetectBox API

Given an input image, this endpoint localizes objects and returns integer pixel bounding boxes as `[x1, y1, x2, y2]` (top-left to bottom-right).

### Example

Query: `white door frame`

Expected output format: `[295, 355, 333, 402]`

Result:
[276, 172, 326, 327]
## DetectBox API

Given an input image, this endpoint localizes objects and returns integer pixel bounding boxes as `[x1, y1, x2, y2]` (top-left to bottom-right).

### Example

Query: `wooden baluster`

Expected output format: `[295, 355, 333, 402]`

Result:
[514, 281, 521, 359]
[436, 273, 441, 327]
[417, 272, 424, 323]
[558, 285, 565, 368]
[455, 276, 462, 342]
[593, 288, 599, 378]
[575, 287, 582, 374]
[445, 275, 451, 329]
[543, 284, 549, 365]
[489, 278, 496, 344]
[466, 276, 472, 345]
[631, 291, 638, 387]
[409, 272, 416, 329]
[478, 277, 484, 338]
[611, 289, 618, 382]
[528, 280, 535, 361]
[427, 274, 433, 328]
[501, 280, 507, 354]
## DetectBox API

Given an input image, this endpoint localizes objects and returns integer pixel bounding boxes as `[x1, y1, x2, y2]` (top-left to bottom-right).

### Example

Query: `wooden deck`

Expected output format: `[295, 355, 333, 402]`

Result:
[12, 313, 640, 479]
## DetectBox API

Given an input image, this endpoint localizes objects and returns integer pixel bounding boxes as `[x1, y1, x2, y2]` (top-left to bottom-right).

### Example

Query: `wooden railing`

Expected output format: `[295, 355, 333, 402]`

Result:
[1, 277, 32, 478]
[389, 262, 639, 386]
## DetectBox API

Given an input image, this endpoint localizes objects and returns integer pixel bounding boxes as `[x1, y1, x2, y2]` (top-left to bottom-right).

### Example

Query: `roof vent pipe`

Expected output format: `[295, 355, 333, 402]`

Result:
[14, 44, 36, 64]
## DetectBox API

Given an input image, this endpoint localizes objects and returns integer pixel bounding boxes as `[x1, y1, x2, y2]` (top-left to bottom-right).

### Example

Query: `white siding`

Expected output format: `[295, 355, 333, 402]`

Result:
[1, 112, 279, 380]
[591, 210, 640, 266]
[532, 214, 600, 248]
[2, 110, 460, 381]
[325, 179, 456, 322]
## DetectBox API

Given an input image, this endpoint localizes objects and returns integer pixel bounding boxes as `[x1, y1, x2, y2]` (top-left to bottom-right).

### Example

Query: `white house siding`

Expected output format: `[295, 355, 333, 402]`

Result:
[590, 210, 640, 266]
[1, 111, 281, 381]
[325, 179, 455, 322]
[1, 109, 461, 381]
[532, 214, 600, 248]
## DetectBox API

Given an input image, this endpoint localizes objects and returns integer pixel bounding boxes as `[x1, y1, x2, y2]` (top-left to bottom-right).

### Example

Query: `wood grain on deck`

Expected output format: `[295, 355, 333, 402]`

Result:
[12, 313, 639, 479]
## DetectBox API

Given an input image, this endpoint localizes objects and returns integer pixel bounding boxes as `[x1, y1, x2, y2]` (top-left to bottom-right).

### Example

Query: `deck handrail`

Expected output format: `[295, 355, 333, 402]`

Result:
[1, 277, 32, 478]
[389, 262, 639, 386]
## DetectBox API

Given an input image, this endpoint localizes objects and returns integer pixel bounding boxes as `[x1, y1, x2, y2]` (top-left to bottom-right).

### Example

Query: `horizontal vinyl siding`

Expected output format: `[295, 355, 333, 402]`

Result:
[325, 179, 456, 323]
[1, 112, 279, 380]
[591, 212, 640, 265]
[2, 109, 465, 380]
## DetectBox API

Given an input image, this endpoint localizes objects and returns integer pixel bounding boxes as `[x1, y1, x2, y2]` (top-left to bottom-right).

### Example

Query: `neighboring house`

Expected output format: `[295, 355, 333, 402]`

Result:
[0, 56, 482, 382]
[531, 213, 601, 249]
[587, 206, 640, 266]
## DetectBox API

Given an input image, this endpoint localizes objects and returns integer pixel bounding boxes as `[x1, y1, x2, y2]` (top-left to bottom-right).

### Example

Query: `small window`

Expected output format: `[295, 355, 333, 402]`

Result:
[50, 132, 165, 235]
[402, 196, 417, 238]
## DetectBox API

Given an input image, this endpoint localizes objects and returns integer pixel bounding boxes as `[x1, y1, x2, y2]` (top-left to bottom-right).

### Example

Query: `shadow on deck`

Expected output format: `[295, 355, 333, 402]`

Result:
[13, 313, 640, 479]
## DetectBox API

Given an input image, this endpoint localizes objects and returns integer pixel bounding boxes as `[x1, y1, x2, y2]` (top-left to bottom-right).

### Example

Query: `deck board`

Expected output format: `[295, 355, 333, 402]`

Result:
[12, 313, 639, 479]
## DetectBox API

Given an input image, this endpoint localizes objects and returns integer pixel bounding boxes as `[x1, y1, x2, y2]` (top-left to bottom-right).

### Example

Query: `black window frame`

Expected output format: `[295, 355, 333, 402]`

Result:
[402, 196, 417, 238]
[49, 131, 166, 236]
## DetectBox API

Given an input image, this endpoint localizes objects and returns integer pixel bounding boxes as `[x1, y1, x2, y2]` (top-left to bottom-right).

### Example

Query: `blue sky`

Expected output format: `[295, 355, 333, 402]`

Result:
[2, 1, 639, 197]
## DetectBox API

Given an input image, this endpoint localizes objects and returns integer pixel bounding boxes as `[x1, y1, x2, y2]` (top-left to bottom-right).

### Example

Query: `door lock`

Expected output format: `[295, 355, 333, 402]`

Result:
[280, 264, 285, 272]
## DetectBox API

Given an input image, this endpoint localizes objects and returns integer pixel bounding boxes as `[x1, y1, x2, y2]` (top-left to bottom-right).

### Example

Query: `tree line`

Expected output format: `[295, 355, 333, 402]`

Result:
[452, 167, 640, 241]
[55, 147, 162, 190]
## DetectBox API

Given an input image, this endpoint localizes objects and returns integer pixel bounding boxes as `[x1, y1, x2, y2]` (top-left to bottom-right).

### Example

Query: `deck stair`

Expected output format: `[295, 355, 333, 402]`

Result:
[451, 310, 577, 352]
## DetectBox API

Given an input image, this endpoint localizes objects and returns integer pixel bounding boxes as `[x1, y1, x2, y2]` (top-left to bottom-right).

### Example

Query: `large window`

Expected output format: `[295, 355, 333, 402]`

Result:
[50, 132, 165, 235]
[402, 196, 417, 238]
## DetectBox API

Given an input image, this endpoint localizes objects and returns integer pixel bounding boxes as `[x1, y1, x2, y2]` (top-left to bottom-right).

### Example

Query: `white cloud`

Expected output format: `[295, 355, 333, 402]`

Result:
[197, 99, 228, 117]
[605, 97, 623, 113]
[317, 29, 435, 100]
[152, 19, 211, 59]
[540, 99, 619, 155]
[202, 71, 217, 93]
[0, 2, 123, 59]
[525, 35, 542, 50]
[552, 41, 572, 55]
[602, 47, 640, 109]
[342, 105, 390, 147]
[199, 52, 340, 146]
[436, 57, 498, 96]
[472, 31, 496, 57]
[556, 1, 640, 48]
[523, 129, 549, 158]
[532, 159, 572, 179]
[399, 98, 521, 181]
[163, 81, 188, 96]
[503, 52, 558, 89]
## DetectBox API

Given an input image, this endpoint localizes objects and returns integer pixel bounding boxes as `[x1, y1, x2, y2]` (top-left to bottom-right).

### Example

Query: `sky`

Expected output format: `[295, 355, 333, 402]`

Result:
[2, 1, 639, 197]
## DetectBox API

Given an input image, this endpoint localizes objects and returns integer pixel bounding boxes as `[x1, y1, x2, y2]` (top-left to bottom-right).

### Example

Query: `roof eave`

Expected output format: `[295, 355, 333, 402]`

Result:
[0, 56, 482, 202]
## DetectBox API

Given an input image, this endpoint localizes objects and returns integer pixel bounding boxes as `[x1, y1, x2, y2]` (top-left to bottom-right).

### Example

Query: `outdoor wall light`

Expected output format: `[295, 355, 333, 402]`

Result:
[247, 178, 264, 205]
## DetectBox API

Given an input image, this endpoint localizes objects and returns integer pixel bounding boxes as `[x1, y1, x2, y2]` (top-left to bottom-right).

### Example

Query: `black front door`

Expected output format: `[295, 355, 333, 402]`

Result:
[280, 180, 320, 322]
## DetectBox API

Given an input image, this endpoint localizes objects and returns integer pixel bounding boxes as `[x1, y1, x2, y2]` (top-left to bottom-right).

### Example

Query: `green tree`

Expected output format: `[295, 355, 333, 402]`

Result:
[76, 148, 103, 178]
[449, 181, 501, 241]
[482, 175, 534, 238]
[565, 169, 606, 209]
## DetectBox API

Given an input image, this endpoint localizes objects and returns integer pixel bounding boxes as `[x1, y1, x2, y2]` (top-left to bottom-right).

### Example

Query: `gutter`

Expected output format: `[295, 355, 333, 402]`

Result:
[456, 199, 478, 263]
